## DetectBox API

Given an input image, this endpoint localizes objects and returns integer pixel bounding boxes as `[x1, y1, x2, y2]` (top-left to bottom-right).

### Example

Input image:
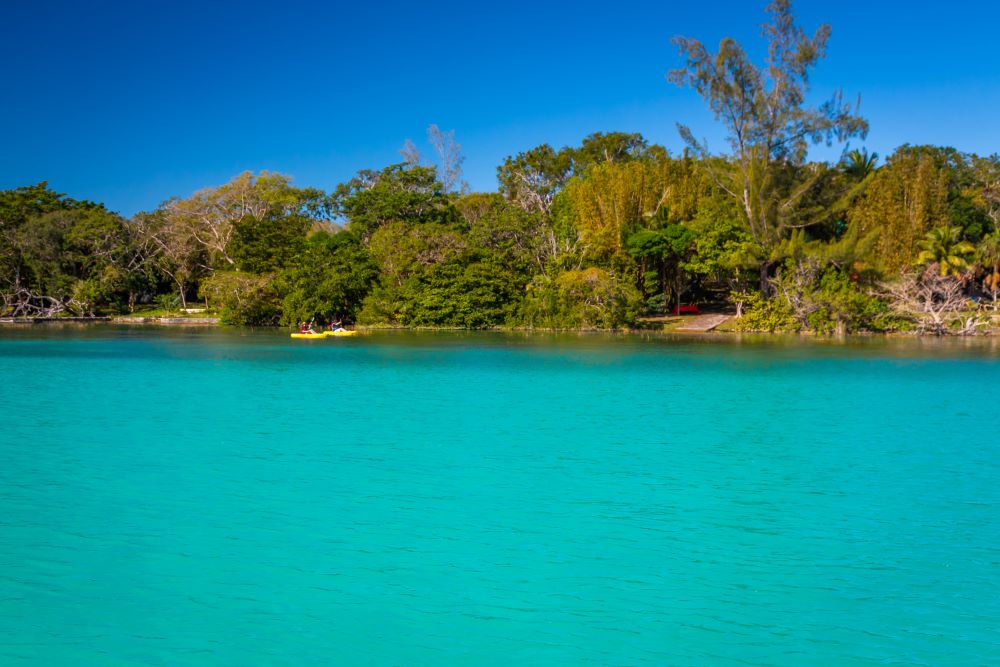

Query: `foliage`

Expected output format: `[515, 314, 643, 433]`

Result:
[331, 163, 453, 238]
[729, 290, 797, 332]
[198, 271, 282, 325]
[0, 184, 150, 316]
[915, 225, 975, 277]
[627, 224, 697, 308]
[229, 212, 309, 273]
[396, 258, 526, 328]
[843, 148, 878, 179]
[161, 170, 322, 268]
[497, 144, 574, 215]
[520, 268, 642, 329]
[669, 0, 868, 291]
[6, 142, 997, 331]
[566, 161, 665, 262]
[848, 146, 955, 272]
[684, 194, 758, 288]
[280, 231, 378, 326]
[772, 264, 899, 333]
[977, 233, 1000, 304]
[367, 221, 467, 287]
[462, 193, 549, 274]
[571, 132, 664, 174]
[4, 4, 1000, 334]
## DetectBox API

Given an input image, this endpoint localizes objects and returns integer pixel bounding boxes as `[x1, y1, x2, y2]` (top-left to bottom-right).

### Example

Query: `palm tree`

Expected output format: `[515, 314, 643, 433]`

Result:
[978, 233, 1000, 304]
[917, 226, 976, 277]
[843, 148, 878, 179]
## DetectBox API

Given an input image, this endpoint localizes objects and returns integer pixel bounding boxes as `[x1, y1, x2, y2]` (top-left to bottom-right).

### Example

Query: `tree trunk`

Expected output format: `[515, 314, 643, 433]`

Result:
[759, 259, 774, 296]
[661, 261, 669, 313]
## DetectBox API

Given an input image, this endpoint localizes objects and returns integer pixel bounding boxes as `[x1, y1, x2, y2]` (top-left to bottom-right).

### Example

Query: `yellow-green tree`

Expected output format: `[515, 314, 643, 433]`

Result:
[562, 158, 707, 264]
[848, 148, 951, 273]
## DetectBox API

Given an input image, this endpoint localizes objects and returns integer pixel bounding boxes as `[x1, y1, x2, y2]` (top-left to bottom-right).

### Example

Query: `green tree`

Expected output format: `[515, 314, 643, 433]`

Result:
[626, 224, 698, 311]
[684, 194, 757, 294]
[62, 206, 153, 314]
[916, 226, 975, 277]
[669, 0, 868, 291]
[199, 271, 282, 325]
[0, 184, 139, 316]
[280, 231, 379, 326]
[367, 221, 467, 289]
[228, 211, 309, 273]
[461, 194, 543, 270]
[137, 209, 206, 309]
[163, 171, 319, 269]
[497, 144, 574, 215]
[571, 132, 663, 174]
[977, 233, 1000, 304]
[843, 148, 878, 179]
[564, 161, 661, 262]
[331, 164, 453, 238]
[395, 257, 526, 328]
[848, 146, 952, 272]
[521, 267, 642, 329]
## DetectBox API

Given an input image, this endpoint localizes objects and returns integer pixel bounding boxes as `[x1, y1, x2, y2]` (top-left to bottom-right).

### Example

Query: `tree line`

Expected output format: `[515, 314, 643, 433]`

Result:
[2, 1, 998, 334]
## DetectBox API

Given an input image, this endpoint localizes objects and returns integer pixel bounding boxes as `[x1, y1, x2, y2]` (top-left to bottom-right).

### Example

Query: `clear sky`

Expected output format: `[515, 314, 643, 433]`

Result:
[2, 0, 998, 216]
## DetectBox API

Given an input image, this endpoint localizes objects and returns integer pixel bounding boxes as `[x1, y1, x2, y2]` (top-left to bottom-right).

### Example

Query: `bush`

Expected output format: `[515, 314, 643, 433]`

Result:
[155, 292, 181, 311]
[359, 258, 526, 328]
[279, 231, 379, 326]
[403, 261, 524, 328]
[734, 268, 907, 334]
[645, 292, 668, 315]
[806, 270, 901, 333]
[730, 290, 798, 332]
[199, 271, 281, 325]
[521, 267, 643, 329]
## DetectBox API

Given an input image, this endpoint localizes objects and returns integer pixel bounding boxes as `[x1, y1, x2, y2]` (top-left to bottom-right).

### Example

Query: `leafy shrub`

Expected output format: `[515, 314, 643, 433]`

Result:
[402, 261, 524, 328]
[806, 270, 899, 333]
[154, 293, 181, 311]
[758, 264, 906, 334]
[359, 258, 526, 328]
[730, 290, 798, 332]
[520, 267, 643, 329]
[280, 232, 378, 326]
[644, 292, 668, 315]
[199, 271, 281, 325]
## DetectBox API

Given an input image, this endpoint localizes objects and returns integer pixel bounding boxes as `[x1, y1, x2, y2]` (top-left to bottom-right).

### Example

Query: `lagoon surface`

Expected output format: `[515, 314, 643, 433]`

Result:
[1, 327, 998, 665]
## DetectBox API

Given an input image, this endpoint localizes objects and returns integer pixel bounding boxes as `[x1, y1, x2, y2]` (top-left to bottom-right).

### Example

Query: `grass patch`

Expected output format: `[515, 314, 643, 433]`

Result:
[635, 315, 686, 331]
[125, 304, 218, 318]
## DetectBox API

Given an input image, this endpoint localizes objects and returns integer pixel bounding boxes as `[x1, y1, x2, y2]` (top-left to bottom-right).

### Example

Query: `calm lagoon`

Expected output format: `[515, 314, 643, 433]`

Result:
[1, 327, 998, 665]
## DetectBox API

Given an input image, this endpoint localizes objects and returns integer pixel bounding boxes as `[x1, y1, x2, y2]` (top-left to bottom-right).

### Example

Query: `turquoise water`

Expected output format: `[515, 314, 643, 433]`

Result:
[1, 327, 998, 666]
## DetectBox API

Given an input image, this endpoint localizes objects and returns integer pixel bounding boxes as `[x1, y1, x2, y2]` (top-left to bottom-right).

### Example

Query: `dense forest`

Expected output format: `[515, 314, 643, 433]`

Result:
[2, 2, 998, 334]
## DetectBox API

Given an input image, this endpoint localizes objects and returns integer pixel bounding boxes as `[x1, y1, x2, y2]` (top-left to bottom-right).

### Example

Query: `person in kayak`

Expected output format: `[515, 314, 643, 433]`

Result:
[300, 321, 317, 334]
[330, 318, 346, 332]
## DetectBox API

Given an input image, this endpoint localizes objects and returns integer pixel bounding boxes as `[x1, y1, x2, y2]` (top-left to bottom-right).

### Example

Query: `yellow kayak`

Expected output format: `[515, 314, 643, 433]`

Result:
[290, 330, 358, 339]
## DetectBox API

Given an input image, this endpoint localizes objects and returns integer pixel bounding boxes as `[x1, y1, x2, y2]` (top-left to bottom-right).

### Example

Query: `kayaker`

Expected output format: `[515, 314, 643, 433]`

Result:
[300, 321, 316, 334]
[330, 318, 346, 332]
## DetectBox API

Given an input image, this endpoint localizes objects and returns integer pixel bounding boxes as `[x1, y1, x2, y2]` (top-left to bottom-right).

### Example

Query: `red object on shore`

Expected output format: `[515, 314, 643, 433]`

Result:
[673, 304, 700, 315]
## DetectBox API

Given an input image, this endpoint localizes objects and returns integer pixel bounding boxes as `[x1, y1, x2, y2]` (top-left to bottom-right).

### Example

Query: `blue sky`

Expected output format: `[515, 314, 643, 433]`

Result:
[2, 0, 998, 215]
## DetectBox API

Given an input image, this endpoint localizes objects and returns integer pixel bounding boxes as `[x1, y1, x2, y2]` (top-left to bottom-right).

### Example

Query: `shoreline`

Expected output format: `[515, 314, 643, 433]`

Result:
[0, 316, 221, 325]
[2, 316, 998, 338]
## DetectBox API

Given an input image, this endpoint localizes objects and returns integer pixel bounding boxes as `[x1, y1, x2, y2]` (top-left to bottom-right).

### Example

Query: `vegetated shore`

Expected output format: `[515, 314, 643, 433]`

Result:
[3, 314, 1000, 337]
[0, 316, 220, 325]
